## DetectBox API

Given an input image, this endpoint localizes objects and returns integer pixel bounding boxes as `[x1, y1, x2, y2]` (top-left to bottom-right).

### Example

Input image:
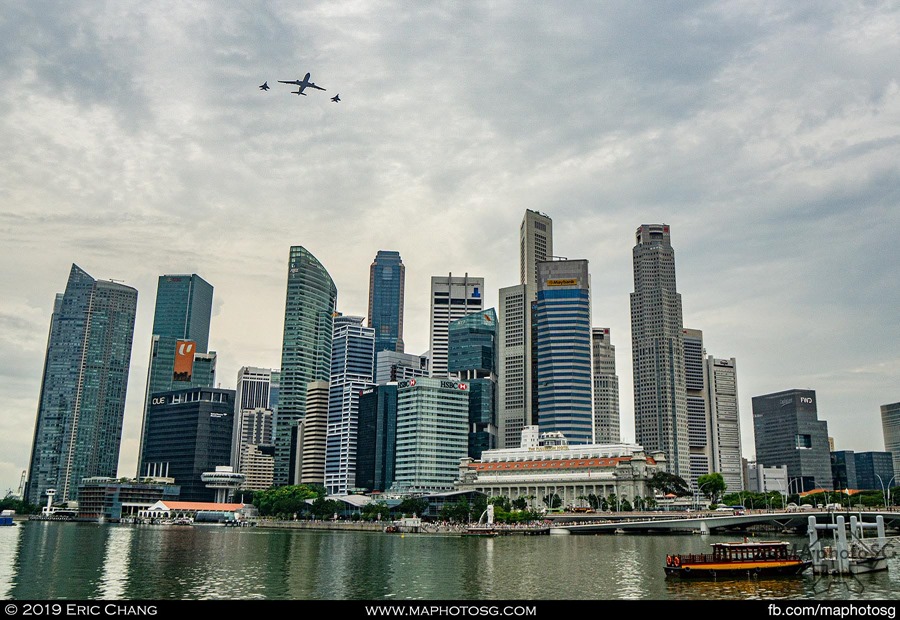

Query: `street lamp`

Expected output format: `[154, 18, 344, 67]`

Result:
[695, 481, 715, 511]
[875, 474, 896, 510]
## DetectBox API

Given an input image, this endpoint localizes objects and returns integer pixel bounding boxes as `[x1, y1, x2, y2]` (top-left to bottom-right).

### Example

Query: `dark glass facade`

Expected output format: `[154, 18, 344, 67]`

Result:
[752, 389, 833, 492]
[854, 451, 895, 491]
[355, 384, 398, 493]
[831, 450, 858, 491]
[139, 387, 235, 503]
[138, 274, 215, 473]
[26, 264, 138, 505]
[150, 274, 213, 352]
[277, 246, 337, 486]
[448, 309, 498, 459]
[368, 250, 405, 357]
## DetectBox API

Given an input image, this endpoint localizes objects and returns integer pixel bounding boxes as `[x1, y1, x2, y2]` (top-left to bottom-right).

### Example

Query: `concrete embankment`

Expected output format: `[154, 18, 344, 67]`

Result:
[255, 520, 386, 532]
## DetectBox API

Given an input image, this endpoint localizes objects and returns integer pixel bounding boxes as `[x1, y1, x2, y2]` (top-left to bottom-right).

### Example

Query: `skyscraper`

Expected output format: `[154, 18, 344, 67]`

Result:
[276, 246, 337, 486]
[139, 387, 235, 502]
[706, 356, 743, 492]
[535, 259, 594, 445]
[520, 209, 554, 291]
[498, 210, 553, 448]
[26, 264, 138, 505]
[231, 367, 278, 491]
[392, 377, 470, 493]
[881, 402, 900, 480]
[355, 384, 399, 493]
[324, 314, 375, 495]
[631, 224, 689, 478]
[137, 274, 215, 473]
[683, 328, 710, 488]
[428, 273, 484, 378]
[368, 250, 405, 358]
[752, 389, 832, 493]
[591, 327, 620, 444]
[448, 308, 498, 458]
[299, 381, 329, 486]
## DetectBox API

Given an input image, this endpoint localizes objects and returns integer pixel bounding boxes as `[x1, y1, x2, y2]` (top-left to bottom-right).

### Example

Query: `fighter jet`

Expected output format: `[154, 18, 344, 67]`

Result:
[331, 94, 341, 103]
[278, 72, 326, 96]
[259, 81, 270, 91]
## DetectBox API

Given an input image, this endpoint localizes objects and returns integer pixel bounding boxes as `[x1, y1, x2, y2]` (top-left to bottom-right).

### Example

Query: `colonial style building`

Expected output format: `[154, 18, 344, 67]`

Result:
[455, 426, 666, 508]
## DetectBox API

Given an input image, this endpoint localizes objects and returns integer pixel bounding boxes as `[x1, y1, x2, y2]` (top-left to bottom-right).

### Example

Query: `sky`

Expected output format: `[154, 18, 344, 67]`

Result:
[1, 1, 898, 497]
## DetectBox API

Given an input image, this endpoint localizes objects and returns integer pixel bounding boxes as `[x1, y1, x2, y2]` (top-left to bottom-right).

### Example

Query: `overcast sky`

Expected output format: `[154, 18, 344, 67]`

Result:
[1, 1, 898, 497]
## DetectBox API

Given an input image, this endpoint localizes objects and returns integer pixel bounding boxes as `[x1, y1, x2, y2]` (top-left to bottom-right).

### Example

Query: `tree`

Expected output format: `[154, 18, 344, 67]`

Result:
[697, 473, 727, 504]
[361, 501, 391, 521]
[647, 472, 692, 497]
[542, 493, 561, 510]
[251, 484, 322, 517]
[397, 496, 429, 518]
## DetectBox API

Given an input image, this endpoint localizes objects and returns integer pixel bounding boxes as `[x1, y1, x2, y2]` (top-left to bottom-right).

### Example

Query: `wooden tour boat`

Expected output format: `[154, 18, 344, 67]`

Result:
[664, 539, 812, 579]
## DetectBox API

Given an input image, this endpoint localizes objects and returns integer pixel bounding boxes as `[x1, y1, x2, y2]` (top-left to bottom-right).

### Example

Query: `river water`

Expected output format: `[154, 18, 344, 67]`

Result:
[1, 521, 898, 601]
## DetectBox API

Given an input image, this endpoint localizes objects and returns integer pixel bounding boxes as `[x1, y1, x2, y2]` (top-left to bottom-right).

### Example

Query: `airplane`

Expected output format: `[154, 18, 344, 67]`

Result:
[278, 72, 326, 96]
[331, 94, 340, 103]
[259, 81, 270, 91]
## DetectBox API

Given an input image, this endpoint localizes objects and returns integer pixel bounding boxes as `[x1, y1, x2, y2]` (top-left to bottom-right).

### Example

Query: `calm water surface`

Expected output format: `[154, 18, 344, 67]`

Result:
[1, 521, 898, 600]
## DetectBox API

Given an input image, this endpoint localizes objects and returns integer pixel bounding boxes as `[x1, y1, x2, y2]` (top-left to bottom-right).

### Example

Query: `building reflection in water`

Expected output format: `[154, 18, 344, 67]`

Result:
[98, 526, 133, 599]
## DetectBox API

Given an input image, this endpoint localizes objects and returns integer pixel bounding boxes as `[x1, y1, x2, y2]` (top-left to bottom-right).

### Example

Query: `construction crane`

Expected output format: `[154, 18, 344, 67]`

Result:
[16, 470, 26, 499]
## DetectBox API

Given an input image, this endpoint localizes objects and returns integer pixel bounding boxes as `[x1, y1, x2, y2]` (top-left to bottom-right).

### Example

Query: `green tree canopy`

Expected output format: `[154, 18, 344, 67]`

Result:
[252, 484, 323, 517]
[647, 471, 692, 497]
[397, 497, 429, 518]
[697, 472, 727, 504]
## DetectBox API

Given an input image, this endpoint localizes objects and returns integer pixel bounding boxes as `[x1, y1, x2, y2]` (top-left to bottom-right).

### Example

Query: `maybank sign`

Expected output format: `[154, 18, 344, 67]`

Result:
[546, 278, 578, 287]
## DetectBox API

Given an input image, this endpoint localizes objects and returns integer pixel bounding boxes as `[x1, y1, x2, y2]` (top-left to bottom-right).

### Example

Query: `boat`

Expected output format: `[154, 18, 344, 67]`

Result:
[664, 539, 812, 579]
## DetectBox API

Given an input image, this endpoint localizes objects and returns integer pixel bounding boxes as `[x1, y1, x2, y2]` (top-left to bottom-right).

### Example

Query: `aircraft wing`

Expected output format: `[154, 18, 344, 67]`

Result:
[278, 80, 302, 86]
[308, 83, 326, 91]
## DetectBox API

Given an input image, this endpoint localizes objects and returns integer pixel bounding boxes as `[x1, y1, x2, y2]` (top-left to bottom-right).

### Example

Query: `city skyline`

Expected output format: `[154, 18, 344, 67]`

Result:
[2, 3, 899, 496]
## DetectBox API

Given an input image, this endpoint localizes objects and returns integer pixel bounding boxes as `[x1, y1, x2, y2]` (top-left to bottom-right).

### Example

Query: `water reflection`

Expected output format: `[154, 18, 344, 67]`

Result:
[2, 523, 899, 600]
[99, 526, 132, 599]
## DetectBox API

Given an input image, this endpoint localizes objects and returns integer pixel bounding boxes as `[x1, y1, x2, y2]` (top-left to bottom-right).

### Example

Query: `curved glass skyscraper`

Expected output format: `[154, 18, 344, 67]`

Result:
[276, 246, 337, 486]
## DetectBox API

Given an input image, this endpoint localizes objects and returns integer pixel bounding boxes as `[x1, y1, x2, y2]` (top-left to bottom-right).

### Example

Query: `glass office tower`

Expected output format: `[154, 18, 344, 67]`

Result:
[535, 259, 594, 445]
[26, 264, 138, 504]
[137, 274, 215, 472]
[448, 309, 498, 459]
[276, 246, 337, 486]
[368, 250, 405, 358]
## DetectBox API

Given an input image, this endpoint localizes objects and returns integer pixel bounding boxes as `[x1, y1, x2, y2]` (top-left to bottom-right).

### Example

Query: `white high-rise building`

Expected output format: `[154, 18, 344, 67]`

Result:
[591, 327, 620, 444]
[683, 328, 710, 489]
[429, 274, 484, 378]
[707, 356, 743, 492]
[498, 210, 553, 448]
[231, 367, 278, 491]
[324, 315, 375, 495]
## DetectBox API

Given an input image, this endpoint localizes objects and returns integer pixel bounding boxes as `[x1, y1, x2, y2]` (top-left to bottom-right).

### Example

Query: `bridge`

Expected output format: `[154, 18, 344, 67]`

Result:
[544, 510, 900, 535]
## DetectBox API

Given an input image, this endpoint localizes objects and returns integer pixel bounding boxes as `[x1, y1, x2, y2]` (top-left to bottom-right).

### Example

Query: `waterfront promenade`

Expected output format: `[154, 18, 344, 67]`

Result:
[249, 508, 900, 538]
